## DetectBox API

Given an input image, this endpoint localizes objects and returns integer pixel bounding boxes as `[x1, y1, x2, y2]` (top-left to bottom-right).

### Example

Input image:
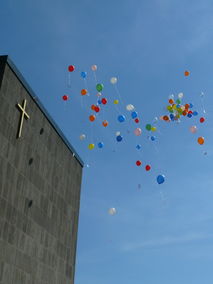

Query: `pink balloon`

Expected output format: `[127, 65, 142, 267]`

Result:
[189, 126, 197, 133]
[134, 128, 142, 136]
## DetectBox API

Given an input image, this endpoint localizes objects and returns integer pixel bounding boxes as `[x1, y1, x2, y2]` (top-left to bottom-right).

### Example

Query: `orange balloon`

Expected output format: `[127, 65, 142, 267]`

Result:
[182, 110, 187, 116]
[89, 115, 96, 122]
[184, 70, 190, 76]
[81, 89, 87, 95]
[91, 104, 96, 110]
[197, 137, 204, 145]
[163, 115, 169, 121]
[185, 104, 190, 110]
[169, 99, 174, 104]
[102, 120, 108, 127]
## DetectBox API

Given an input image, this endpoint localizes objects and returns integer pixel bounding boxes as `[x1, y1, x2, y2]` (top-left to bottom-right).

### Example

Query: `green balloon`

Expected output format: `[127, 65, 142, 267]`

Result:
[176, 99, 181, 104]
[146, 124, 152, 131]
[96, 83, 104, 92]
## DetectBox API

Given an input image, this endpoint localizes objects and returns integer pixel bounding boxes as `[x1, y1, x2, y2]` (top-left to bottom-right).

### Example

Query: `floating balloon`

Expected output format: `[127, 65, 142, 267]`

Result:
[197, 137, 205, 145]
[136, 144, 141, 150]
[150, 136, 156, 141]
[102, 98, 107, 105]
[163, 115, 169, 121]
[97, 92, 102, 97]
[145, 165, 151, 171]
[193, 111, 198, 116]
[94, 106, 100, 113]
[189, 126, 197, 133]
[91, 104, 96, 110]
[80, 134, 86, 140]
[81, 71, 87, 79]
[178, 92, 184, 99]
[98, 142, 104, 148]
[135, 118, 139, 123]
[116, 131, 121, 136]
[108, 208, 116, 215]
[131, 111, 138, 119]
[134, 128, 142, 136]
[126, 104, 135, 111]
[89, 115, 96, 122]
[116, 135, 123, 142]
[151, 126, 157, 132]
[88, 144, 95, 150]
[118, 115, 126, 123]
[169, 99, 174, 104]
[91, 65, 97, 71]
[114, 99, 119, 104]
[157, 174, 165, 184]
[68, 65, 75, 72]
[102, 120, 108, 127]
[81, 89, 87, 96]
[62, 95, 68, 101]
[146, 124, 152, 131]
[200, 117, 205, 123]
[110, 77, 117, 84]
[136, 160, 142, 166]
[98, 99, 102, 104]
[96, 83, 104, 92]
[184, 70, 190, 76]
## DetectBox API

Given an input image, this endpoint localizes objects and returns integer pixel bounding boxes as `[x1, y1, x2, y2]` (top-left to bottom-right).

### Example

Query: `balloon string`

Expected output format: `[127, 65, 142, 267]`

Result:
[93, 71, 98, 84]
[84, 78, 90, 96]
[67, 73, 71, 88]
[114, 85, 125, 107]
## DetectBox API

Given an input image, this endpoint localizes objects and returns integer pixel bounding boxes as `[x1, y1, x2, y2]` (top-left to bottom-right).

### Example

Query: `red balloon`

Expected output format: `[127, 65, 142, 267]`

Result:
[200, 117, 205, 123]
[62, 95, 68, 101]
[102, 98, 107, 105]
[135, 118, 139, 123]
[136, 160, 142, 166]
[94, 106, 100, 113]
[145, 165, 151, 171]
[68, 65, 75, 72]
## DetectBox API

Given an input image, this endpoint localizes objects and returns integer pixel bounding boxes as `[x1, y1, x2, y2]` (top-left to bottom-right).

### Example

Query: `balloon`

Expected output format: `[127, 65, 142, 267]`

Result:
[116, 135, 123, 142]
[97, 92, 102, 97]
[157, 174, 165, 184]
[151, 126, 157, 132]
[108, 208, 116, 215]
[169, 94, 174, 100]
[146, 124, 152, 131]
[131, 111, 138, 119]
[169, 99, 174, 104]
[81, 71, 87, 78]
[163, 115, 169, 121]
[62, 95, 68, 101]
[135, 118, 139, 123]
[184, 70, 190, 76]
[81, 89, 87, 96]
[94, 106, 100, 113]
[101, 98, 107, 105]
[136, 160, 141, 166]
[91, 65, 97, 71]
[114, 99, 119, 104]
[68, 65, 75, 72]
[134, 128, 142, 136]
[96, 83, 104, 92]
[89, 115, 96, 122]
[200, 92, 204, 98]
[193, 111, 198, 116]
[98, 142, 104, 148]
[80, 134, 86, 140]
[118, 115, 126, 123]
[91, 104, 96, 110]
[176, 99, 181, 104]
[170, 114, 175, 121]
[189, 103, 193, 108]
[110, 77, 117, 84]
[150, 136, 156, 141]
[145, 165, 151, 171]
[200, 117, 205, 123]
[189, 126, 197, 133]
[197, 137, 205, 145]
[136, 144, 141, 150]
[102, 120, 108, 127]
[126, 104, 135, 111]
[116, 131, 121, 136]
[187, 113, 192, 118]
[98, 99, 102, 104]
[178, 92, 184, 99]
[88, 143, 95, 150]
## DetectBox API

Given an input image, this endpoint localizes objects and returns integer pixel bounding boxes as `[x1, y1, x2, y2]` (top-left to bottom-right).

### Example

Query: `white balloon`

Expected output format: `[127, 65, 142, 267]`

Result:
[108, 208, 116, 215]
[126, 104, 135, 111]
[178, 92, 184, 99]
[110, 77, 117, 84]
[80, 134, 86, 140]
[116, 131, 121, 136]
[169, 94, 174, 100]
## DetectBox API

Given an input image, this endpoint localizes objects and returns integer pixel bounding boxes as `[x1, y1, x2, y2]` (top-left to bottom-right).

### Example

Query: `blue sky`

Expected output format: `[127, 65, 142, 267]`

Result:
[1, 0, 213, 283]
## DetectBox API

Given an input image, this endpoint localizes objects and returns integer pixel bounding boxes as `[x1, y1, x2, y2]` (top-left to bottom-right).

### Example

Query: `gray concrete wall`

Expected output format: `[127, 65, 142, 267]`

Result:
[0, 58, 83, 284]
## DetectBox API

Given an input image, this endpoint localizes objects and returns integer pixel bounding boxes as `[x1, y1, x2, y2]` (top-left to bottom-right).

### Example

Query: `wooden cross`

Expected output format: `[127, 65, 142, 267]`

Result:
[17, 99, 30, 138]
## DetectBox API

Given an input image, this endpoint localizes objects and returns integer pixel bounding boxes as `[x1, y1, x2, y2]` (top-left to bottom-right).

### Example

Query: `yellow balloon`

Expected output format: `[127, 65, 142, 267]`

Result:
[114, 99, 119, 104]
[88, 143, 95, 150]
[172, 104, 177, 110]
[151, 127, 157, 132]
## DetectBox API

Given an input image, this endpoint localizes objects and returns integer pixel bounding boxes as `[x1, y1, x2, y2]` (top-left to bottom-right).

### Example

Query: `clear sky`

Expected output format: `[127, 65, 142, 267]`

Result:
[1, 0, 213, 283]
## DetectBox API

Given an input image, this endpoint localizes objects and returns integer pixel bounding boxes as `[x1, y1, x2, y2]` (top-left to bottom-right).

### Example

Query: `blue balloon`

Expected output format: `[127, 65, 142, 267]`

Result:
[98, 142, 104, 148]
[176, 104, 181, 109]
[116, 135, 123, 142]
[157, 174, 165, 184]
[189, 103, 193, 108]
[81, 71, 87, 78]
[118, 115, 126, 123]
[136, 144, 141, 150]
[131, 111, 138, 119]
[187, 113, 192, 118]
[151, 136, 156, 141]
[170, 114, 175, 121]
[98, 99, 102, 104]
[193, 111, 198, 116]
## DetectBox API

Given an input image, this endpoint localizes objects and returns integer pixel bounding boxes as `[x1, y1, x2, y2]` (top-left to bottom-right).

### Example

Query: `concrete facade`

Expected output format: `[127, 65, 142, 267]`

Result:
[0, 56, 83, 284]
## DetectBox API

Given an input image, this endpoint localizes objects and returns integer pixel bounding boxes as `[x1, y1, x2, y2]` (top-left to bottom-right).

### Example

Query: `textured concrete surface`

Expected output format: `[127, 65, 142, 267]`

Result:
[0, 56, 83, 284]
